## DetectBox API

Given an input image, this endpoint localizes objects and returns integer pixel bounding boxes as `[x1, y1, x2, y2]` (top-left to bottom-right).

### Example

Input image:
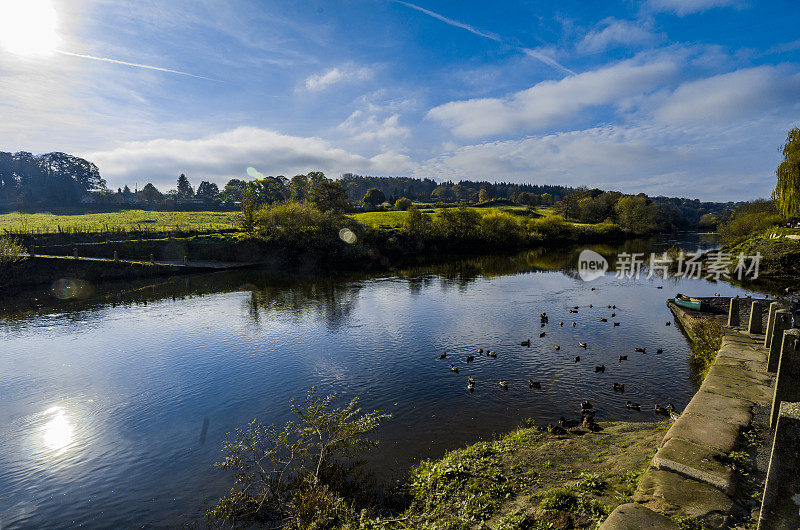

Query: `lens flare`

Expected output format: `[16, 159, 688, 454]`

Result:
[51, 278, 95, 300]
[338, 228, 357, 244]
[246, 167, 264, 179]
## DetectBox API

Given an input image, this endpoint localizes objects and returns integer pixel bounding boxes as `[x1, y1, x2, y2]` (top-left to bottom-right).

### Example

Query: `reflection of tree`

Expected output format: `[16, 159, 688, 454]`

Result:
[245, 277, 362, 330]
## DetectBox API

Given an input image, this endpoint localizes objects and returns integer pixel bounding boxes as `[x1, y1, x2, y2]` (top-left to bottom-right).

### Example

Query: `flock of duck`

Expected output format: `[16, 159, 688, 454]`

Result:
[438, 295, 681, 433]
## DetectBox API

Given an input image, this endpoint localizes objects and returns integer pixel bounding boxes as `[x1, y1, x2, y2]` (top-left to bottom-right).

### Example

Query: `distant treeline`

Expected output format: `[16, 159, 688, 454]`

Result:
[0, 149, 737, 228]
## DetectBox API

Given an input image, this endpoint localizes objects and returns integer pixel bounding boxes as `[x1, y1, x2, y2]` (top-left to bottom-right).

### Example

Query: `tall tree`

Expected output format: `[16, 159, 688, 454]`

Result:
[362, 188, 386, 208]
[774, 127, 800, 219]
[176, 174, 194, 199]
[138, 183, 163, 206]
[196, 181, 220, 201]
[307, 172, 349, 212]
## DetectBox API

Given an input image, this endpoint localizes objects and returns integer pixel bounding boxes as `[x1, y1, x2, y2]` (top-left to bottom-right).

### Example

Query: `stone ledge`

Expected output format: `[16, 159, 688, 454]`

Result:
[652, 438, 735, 494]
[599, 502, 680, 529]
[699, 373, 772, 404]
[705, 364, 773, 385]
[663, 412, 742, 454]
[635, 469, 738, 530]
[682, 390, 754, 425]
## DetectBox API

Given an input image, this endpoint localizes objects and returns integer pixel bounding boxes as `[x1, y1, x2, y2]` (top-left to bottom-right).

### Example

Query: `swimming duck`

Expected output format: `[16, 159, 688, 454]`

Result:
[468, 376, 475, 385]
[466, 355, 475, 363]
[450, 364, 459, 373]
[591, 287, 596, 291]
[570, 309, 578, 314]
[539, 332, 546, 338]
[607, 305, 612, 308]
[579, 341, 588, 349]
[439, 352, 447, 359]
[600, 317, 608, 322]
[572, 322, 577, 327]
[595, 365, 606, 373]
[613, 382, 625, 392]
[667, 403, 680, 420]
[654, 404, 669, 416]
[499, 380, 508, 390]
[666, 322, 671, 326]
[589, 304, 593, 308]
[574, 356, 581, 362]
[560, 321, 564, 327]
[657, 286, 663, 290]
[521, 339, 531, 347]
[626, 401, 641, 411]
[580, 400, 593, 411]
[612, 305, 617, 309]
[528, 380, 541, 389]
[487, 350, 498, 358]
[634, 347, 646, 353]
[613, 322, 620, 327]
[478, 348, 484, 354]
[656, 348, 663, 354]
[554, 345, 561, 351]
[611, 312, 616, 317]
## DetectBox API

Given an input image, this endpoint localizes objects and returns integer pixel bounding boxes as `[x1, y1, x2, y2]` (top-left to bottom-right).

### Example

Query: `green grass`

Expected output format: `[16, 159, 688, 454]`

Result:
[350, 206, 550, 228]
[0, 210, 240, 234]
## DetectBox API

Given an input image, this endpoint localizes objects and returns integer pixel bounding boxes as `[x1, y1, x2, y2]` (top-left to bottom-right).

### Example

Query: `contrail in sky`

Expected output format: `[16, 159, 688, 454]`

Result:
[393, 1, 576, 76]
[55, 50, 223, 82]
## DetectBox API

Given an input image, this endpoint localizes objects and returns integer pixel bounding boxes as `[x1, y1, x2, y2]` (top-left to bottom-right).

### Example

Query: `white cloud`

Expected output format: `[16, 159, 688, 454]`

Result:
[578, 18, 660, 54]
[427, 58, 678, 138]
[84, 126, 414, 189]
[337, 110, 409, 144]
[303, 66, 372, 91]
[646, 0, 742, 16]
[653, 66, 800, 125]
[418, 121, 788, 200]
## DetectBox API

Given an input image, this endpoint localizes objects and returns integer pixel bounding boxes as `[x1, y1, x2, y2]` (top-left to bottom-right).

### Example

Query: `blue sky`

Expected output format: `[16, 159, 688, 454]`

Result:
[1, 0, 799, 200]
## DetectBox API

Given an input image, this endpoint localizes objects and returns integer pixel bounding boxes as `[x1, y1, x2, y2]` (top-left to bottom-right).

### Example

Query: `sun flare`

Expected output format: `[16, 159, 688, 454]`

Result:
[0, 0, 60, 57]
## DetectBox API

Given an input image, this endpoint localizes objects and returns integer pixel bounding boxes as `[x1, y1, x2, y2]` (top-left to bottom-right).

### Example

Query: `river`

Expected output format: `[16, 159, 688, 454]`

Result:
[0, 233, 765, 528]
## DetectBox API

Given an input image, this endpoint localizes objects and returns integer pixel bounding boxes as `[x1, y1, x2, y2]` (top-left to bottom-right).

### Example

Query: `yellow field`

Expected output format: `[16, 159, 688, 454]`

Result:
[0, 210, 240, 234]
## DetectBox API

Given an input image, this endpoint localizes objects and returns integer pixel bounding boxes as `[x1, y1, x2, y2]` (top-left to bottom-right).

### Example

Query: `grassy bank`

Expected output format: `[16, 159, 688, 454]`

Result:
[722, 228, 800, 281]
[359, 421, 669, 529]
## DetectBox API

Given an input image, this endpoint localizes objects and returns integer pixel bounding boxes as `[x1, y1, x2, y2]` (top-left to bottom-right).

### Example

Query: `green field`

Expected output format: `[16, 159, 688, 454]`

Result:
[0, 210, 240, 234]
[0, 206, 553, 234]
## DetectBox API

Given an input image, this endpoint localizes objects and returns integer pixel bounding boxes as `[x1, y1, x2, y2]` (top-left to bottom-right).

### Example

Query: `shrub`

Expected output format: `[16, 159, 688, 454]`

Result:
[254, 201, 355, 245]
[0, 237, 28, 287]
[527, 214, 573, 240]
[403, 206, 433, 236]
[434, 205, 482, 239]
[394, 197, 413, 211]
[205, 388, 390, 528]
[480, 211, 526, 246]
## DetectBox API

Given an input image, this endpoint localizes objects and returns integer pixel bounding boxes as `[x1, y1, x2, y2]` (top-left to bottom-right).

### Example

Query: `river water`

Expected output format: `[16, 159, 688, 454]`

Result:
[0, 233, 765, 528]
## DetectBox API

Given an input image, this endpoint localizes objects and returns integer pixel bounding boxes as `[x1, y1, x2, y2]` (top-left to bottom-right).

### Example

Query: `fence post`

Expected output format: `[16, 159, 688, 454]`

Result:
[770, 329, 800, 428]
[113, 250, 118, 262]
[183, 255, 188, 266]
[758, 401, 800, 529]
[764, 302, 780, 348]
[150, 253, 155, 264]
[73, 248, 78, 259]
[727, 297, 740, 328]
[748, 300, 764, 334]
[768, 310, 793, 372]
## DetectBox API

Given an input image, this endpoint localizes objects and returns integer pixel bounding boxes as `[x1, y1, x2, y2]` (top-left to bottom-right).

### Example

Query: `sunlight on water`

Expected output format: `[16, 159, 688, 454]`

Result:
[40, 406, 75, 455]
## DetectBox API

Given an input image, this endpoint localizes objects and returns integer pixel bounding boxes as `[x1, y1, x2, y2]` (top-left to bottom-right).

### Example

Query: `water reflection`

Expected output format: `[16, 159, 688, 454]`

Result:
[40, 406, 75, 455]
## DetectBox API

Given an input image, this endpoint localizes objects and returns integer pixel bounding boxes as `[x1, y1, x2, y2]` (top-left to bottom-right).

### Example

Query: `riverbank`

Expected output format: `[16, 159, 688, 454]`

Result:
[359, 420, 670, 529]
[719, 228, 800, 282]
[601, 297, 775, 529]
[1, 215, 629, 292]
